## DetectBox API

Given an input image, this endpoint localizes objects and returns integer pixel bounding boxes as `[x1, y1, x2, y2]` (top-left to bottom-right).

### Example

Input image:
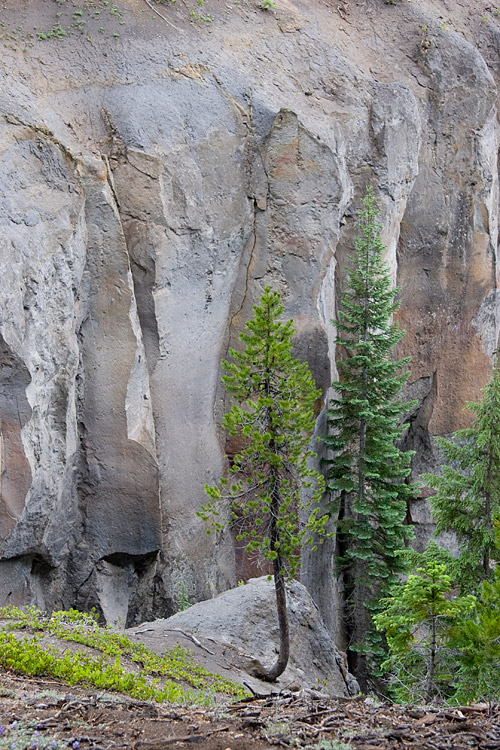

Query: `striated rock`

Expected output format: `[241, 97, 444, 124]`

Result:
[0, 0, 498, 637]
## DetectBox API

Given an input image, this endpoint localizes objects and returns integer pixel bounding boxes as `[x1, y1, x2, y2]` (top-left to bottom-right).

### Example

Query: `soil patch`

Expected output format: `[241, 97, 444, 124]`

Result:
[1, 667, 500, 750]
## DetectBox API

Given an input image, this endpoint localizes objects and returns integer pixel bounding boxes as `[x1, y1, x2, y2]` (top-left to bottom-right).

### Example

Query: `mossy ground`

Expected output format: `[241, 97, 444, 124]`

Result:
[0, 606, 246, 706]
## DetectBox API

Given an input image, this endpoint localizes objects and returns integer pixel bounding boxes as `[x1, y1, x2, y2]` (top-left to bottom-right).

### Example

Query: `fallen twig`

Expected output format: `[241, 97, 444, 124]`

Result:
[135, 736, 203, 748]
[162, 628, 215, 655]
[142, 0, 184, 33]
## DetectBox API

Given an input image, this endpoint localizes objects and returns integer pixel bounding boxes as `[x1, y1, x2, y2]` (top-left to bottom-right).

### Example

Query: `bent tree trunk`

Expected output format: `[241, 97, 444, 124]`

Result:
[260, 478, 290, 682]
[261, 556, 290, 681]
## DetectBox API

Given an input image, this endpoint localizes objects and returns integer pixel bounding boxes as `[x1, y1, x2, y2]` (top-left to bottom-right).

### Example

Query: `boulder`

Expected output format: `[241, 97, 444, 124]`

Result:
[127, 577, 359, 698]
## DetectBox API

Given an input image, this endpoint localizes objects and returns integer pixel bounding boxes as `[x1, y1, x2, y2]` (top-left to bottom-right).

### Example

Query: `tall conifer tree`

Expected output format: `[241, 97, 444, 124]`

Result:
[324, 188, 416, 687]
[423, 360, 500, 593]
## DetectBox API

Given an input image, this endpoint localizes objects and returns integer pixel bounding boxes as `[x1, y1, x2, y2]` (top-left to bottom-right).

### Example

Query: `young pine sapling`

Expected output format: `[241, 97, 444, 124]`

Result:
[199, 288, 328, 681]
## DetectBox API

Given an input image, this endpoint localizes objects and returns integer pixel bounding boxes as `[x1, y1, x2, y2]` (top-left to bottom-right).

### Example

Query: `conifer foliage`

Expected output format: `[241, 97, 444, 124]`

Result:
[199, 287, 328, 681]
[374, 545, 475, 703]
[423, 361, 500, 593]
[451, 524, 500, 704]
[323, 187, 416, 685]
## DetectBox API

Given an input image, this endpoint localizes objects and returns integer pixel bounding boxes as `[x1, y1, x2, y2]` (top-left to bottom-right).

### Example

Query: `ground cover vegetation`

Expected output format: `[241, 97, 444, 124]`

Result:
[0, 606, 245, 704]
[2, 671, 500, 750]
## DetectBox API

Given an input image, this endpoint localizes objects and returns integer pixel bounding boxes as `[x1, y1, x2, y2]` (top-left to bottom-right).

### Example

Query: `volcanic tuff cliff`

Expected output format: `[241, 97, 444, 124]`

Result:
[0, 0, 498, 637]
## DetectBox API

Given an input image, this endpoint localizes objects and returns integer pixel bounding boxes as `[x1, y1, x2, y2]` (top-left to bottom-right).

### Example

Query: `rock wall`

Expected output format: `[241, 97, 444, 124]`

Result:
[0, 0, 498, 632]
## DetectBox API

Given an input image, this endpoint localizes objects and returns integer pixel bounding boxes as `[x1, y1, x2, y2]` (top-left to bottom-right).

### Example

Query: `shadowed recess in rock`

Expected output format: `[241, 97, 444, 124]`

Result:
[0, 334, 32, 540]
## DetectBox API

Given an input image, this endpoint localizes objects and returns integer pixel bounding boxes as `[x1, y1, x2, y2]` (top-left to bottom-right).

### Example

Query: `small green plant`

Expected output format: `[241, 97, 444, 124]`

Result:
[264, 720, 292, 742]
[174, 584, 192, 612]
[190, 0, 213, 22]
[0, 606, 246, 702]
[47, 23, 67, 37]
[306, 742, 352, 750]
[259, 0, 277, 9]
[374, 547, 475, 703]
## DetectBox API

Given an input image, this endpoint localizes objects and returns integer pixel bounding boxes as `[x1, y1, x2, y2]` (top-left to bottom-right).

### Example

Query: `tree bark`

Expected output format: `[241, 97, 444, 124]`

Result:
[425, 614, 437, 703]
[260, 480, 290, 682]
[483, 441, 494, 577]
[261, 554, 290, 681]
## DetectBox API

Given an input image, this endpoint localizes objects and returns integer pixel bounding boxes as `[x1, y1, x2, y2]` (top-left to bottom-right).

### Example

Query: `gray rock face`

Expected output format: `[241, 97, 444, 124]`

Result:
[130, 577, 358, 697]
[0, 0, 498, 638]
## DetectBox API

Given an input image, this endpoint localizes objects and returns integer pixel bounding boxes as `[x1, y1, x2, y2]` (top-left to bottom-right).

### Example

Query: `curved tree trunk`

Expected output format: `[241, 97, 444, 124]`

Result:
[260, 478, 290, 682]
[261, 555, 290, 681]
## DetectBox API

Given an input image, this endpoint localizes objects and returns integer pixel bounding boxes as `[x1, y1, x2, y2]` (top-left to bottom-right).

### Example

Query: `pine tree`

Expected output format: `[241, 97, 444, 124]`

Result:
[199, 288, 328, 681]
[374, 545, 475, 703]
[323, 187, 416, 688]
[423, 360, 500, 593]
[451, 523, 500, 704]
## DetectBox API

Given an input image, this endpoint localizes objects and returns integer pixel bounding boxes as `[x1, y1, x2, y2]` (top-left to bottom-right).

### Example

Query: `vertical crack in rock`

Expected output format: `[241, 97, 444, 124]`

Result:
[74, 155, 162, 623]
[0, 334, 32, 542]
[300, 83, 421, 642]
[229, 107, 354, 625]
[214, 78, 262, 353]
[101, 79, 254, 606]
[399, 372, 439, 553]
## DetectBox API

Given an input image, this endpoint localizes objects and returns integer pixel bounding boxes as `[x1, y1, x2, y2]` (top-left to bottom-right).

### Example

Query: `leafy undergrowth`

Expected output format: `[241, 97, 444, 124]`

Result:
[0, 606, 247, 705]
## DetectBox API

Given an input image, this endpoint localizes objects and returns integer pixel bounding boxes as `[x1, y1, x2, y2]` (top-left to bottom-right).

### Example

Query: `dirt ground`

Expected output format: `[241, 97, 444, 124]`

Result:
[1, 667, 500, 750]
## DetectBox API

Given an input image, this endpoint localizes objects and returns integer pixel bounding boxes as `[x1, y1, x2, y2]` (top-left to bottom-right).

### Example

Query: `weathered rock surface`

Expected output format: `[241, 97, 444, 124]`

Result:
[0, 0, 499, 636]
[127, 577, 358, 697]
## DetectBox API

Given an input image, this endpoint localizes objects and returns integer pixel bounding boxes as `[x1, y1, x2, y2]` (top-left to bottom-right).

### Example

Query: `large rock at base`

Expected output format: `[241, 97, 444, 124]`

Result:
[128, 577, 358, 698]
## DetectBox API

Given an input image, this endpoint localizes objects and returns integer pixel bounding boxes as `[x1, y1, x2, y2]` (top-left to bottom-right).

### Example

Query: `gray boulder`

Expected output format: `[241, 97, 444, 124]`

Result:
[129, 577, 358, 698]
